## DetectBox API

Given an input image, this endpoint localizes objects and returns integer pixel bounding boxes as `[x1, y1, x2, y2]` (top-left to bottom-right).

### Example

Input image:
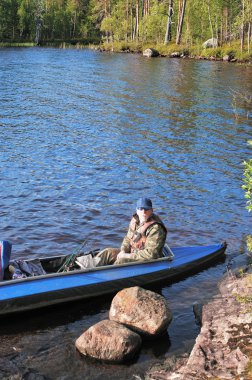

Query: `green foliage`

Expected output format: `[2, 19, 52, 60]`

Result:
[0, 41, 35, 46]
[18, 0, 35, 38]
[0, 0, 20, 40]
[234, 0, 252, 31]
[243, 141, 252, 253]
[200, 47, 223, 58]
[247, 235, 252, 252]
[243, 157, 252, 213]
[235, 50, 252, 61]
[243, 146, 252, 206]
[0, 0, 252, 56]
[153, 42, 189, 56]
[101, 40, 142, 53]
[139, 3, 167, 44]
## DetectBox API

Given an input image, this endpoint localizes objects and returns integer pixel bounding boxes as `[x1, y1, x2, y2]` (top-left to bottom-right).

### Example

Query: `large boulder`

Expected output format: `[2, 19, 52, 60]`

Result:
[202, 38, 218, 48]
[75, 319, 142, 363]
[143, 48, 159, 57]
[109, 286, 172, 337]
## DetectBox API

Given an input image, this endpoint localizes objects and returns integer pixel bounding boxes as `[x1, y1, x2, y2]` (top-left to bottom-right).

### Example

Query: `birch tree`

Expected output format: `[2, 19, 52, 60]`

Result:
[176, 0, 187, 44]
[164, 0, 173, 44]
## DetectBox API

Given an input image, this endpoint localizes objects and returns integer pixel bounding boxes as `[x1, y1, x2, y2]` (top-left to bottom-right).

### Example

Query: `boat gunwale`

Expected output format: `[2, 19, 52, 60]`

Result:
[0, 244, 227, 316]
[0, 247, 225, 299]
[0, 256, 174, 286]
[0, 243, 226, 287]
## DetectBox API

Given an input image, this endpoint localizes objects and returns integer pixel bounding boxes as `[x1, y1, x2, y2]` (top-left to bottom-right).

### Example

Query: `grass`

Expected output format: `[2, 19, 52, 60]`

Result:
[1, 39, 251, 63]
[0, 42, 36, 47]
[98, 40, 252, 63]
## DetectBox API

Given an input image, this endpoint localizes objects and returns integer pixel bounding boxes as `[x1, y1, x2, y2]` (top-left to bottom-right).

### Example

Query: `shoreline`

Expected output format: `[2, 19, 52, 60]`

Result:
[146, 267, 252, 380]
[0, 41, 251, 65]
[96, 44, 252, 65]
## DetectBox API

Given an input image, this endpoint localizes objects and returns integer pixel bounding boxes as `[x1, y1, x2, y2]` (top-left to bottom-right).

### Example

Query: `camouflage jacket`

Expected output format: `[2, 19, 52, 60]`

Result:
[120, 213, 167, 261]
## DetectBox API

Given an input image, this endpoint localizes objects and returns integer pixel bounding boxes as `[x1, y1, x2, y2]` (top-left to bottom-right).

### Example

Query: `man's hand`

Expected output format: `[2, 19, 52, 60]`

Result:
[117, 251, 131, 260]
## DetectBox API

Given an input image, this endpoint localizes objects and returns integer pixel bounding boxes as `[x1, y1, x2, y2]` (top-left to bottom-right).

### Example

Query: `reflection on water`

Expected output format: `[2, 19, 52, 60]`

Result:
[0, 48, 251, 379]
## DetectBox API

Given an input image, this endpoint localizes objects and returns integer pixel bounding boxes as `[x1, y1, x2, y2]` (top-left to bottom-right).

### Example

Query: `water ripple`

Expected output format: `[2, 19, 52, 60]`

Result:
[0, 48, 251, 257]
[0, 49, 251, 377]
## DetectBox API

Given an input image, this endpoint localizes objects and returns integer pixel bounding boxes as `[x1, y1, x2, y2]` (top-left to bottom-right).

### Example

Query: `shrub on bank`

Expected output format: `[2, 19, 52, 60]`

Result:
[99, 41, 252, 63]
[1, 39, 251, 63]
[0, 42, 35, 47]
[152, 43, 189, 57]
[101, 41, 142, 53]
[199, 47, 223, 59]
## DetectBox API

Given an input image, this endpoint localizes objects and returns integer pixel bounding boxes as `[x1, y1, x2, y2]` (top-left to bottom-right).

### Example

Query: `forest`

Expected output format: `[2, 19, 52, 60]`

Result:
[0, 0, 251, 56]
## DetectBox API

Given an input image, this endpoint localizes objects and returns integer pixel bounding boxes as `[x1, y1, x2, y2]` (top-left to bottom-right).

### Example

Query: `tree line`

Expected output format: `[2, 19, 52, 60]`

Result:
[0, 0, 251, 51]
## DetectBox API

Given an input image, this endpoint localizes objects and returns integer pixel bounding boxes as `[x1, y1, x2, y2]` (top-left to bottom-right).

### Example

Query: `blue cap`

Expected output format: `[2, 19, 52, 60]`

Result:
[136, 197, 153, 210]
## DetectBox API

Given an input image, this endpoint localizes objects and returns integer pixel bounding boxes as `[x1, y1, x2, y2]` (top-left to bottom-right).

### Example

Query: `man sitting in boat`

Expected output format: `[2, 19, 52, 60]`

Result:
[96, 197, 167, 266]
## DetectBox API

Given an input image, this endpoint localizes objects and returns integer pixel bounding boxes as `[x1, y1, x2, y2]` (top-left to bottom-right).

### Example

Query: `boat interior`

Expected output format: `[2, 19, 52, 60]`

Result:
[2, 244, 174, 282]
[3, 250, 100, 281]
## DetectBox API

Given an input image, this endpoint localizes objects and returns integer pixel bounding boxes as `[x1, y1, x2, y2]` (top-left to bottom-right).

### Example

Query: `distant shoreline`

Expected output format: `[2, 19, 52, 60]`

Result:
[0, 41, 252, 65]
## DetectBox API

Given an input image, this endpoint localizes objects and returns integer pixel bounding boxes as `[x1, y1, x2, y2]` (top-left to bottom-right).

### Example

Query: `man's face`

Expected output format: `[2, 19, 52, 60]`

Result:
[136, 208, 153, 223]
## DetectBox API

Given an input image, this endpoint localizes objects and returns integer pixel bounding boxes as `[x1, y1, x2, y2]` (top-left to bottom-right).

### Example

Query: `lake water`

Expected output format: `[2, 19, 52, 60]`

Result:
[0, 47, 251, 379]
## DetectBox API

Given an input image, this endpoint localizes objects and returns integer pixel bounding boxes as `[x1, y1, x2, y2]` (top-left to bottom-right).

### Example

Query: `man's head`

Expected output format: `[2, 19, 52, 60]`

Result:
[136, 197, 153, 223]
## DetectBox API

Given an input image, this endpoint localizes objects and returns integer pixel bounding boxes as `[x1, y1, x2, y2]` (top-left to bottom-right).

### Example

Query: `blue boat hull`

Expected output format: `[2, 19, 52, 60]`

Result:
[0, 242, 227, 316]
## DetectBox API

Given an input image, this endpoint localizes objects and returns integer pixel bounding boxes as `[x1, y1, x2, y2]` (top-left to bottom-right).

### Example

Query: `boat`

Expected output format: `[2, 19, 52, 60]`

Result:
[0, 241, 227, 316]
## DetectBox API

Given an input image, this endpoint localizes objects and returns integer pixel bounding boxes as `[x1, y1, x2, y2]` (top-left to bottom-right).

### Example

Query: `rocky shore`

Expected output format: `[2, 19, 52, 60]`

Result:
[146, 269, 252, 380]
[95, 44, 252, 64]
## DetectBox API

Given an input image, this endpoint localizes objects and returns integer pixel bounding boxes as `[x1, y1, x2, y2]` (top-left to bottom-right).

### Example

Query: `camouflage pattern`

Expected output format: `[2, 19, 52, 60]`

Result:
[96, 248, 120, 266]
[96, 213, 167, 266]
[120, 213, 167, 261]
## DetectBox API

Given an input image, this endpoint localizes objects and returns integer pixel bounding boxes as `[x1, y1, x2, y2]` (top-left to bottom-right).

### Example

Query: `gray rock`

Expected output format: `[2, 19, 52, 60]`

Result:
[75, 319, 141, 363]
[223, 54, 231, 62]
[170, 52, 181, 58]
[202, 38, 218, 48]
[143, 48, 159, 57]
[109, 286, 172, 337]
